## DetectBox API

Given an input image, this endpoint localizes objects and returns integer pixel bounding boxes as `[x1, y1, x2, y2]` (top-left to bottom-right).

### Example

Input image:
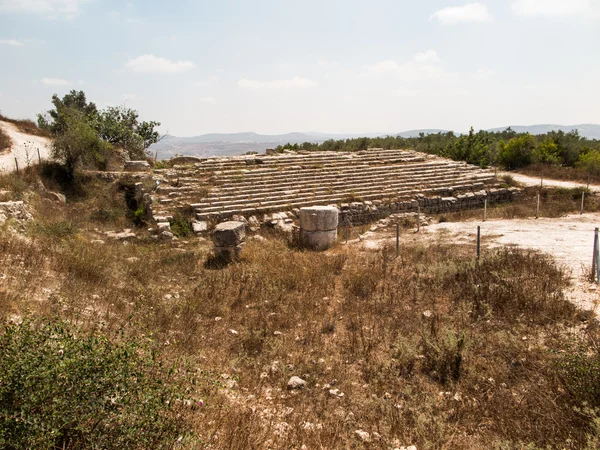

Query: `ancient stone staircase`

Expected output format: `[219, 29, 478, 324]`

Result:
[149, 149, 515, 224]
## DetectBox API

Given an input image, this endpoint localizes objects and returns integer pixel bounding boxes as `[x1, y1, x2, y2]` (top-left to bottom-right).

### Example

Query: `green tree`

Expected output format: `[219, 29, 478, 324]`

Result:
[497, 134, 535, 170]
[576, 150, 600, 182]
[37, 90, 98, 135]
[51, 109, 112, 180]
[98, 106, 161, 160]
[533, 138, 561, 166]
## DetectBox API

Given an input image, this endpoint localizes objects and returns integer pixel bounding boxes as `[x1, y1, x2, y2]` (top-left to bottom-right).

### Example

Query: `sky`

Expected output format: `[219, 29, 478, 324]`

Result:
[0, 0, 599, 136]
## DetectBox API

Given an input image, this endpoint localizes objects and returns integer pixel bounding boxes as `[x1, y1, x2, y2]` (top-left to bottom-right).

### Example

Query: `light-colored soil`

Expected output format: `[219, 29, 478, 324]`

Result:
[0, 120, 51, 173]
[357, 213, 600, 314]
[501, 171, 600, 192]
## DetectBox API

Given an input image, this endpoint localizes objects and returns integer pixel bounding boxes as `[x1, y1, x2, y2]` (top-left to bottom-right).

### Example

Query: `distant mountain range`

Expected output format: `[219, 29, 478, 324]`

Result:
[149, 124, 600, 159]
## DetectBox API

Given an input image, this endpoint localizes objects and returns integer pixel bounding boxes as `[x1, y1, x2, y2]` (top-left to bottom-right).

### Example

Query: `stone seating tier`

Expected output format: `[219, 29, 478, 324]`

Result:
[148, 149, 511, 224]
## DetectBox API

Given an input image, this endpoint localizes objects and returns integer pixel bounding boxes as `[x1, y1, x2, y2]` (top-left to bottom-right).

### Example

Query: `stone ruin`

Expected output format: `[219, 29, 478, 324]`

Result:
[142, 148, 520, 235]
[299, 206, 339, 251]
[213, 221, 246, 261]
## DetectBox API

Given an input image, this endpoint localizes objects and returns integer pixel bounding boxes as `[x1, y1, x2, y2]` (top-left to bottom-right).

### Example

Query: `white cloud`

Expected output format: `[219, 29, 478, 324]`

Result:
[0, 0, 90, 19]
[199, 96, 216, 104]
[41, 77, 70, 86]
[194, 76, 217, 88]
[415, 50, 441, 64]
[0, 39, 24, 46]
[365, 60, 450, 82]
[126, 54, 196, 74]
[392, 87, 420, 97]
[431, 2, 493, 25]
[366, 60, 401, 74]
[512, 0, 593, 16]
[125, 17, 143, 24]
[237, 76, 317, 90]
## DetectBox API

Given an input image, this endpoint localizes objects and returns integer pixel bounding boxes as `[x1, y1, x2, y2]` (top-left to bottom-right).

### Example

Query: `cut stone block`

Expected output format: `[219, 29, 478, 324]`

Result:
[213, 221, 246, 247]
[192, 220, 208, 234]
[298, 206, 339, 232]
[300, 229, 337, 251]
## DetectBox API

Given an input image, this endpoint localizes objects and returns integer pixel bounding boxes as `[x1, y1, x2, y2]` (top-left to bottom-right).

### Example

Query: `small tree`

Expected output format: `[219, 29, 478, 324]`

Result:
[533, 138, 561, 187]
[497, 134, 535, 170]
[51, 109, 112, 180]
[576, 150, 600, 187]
[97, 106, 161, 160]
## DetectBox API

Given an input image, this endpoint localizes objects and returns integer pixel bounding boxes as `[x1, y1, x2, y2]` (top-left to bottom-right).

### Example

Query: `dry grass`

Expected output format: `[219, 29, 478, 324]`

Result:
[518, 164, 600, 186]
[1, 171, 600, 448]
[435, 186, 598, 224]
[0, 126, 11, 152]
[0, 113, 51, 137]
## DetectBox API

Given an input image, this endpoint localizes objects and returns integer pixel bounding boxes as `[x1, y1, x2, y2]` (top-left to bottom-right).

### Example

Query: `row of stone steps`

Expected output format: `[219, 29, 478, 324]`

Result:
[149, 149, 504, 223]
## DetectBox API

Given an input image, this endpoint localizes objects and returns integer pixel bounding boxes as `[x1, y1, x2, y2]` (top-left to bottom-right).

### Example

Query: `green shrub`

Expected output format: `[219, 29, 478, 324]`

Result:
[0, 318, 188, 449]
[170, 214, 193, 237]
[133, 206, 146, 226]
[561, 344, 600, 408]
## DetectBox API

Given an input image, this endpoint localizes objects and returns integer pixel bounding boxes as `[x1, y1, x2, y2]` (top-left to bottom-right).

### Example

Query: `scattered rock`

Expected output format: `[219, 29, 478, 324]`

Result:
[192, 220, 208, 234]
[287, 376, 306, 390]
[247, 215, 261, 231]
[90, 239, 105, 245]
[249, 235, 267, 243]
[354, 430, 371, 442]
[157, 222, 171, 231]
[124, 161, 151, 172]
[105, 229, 137, 241]
[159, 231, 174, 241]
[43, 191, 66, 204]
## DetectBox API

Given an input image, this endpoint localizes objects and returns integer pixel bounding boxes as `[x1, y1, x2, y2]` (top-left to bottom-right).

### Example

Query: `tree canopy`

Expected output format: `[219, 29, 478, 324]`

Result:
[38, 90, 161, 162]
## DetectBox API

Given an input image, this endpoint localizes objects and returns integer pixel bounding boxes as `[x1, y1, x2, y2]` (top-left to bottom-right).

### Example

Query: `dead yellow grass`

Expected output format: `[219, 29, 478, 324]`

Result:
[1, 171, 600, 448]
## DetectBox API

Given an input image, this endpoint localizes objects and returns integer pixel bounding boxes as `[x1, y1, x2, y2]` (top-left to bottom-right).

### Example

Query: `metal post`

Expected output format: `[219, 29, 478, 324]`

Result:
[535, 193, 540, 219]
[477, 225, 481, 260]
[345, 217, 349, 243]
[484, 199, 487, 222]
[417, 204, 421, 232]
[37, 148, 41, 165]
[597, 238, 600, 283]
[593, 228, 598, 281]
[581, 191, 585, 215]
[14, 158, 19, 174]
[396, 223, 400, 259]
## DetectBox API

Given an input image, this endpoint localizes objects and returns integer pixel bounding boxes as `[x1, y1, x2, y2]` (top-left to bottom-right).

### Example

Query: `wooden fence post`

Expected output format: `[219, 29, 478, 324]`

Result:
[484, 199, 487, 222]
[396, 223, 400, 259]
[477, 225, 481, 260]
[593, 228, 599, 281]
[535, 193, 540, 219]
[581, 191, 585, 215]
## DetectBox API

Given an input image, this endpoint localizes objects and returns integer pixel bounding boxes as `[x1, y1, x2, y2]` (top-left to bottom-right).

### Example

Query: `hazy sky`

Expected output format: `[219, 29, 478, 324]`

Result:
[1, 0, 599, 136]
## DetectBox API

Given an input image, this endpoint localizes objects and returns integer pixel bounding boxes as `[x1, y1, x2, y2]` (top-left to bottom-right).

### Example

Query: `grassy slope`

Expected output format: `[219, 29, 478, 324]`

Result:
[0, 168, 599, 448]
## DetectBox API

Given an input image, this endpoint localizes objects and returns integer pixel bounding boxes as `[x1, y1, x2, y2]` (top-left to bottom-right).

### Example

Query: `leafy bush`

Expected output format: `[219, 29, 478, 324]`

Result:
[51, 109, 112, 180]
[170, 214, 193, 237]
[561, 343, 600, 408]
[0, 318, 188, 449]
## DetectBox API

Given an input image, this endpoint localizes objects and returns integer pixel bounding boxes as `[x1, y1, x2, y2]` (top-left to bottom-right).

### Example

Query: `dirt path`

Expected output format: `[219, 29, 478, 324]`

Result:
[501, 171, 600, 192]
[0, 120, 52, 173]
[357, 213, 600, 314]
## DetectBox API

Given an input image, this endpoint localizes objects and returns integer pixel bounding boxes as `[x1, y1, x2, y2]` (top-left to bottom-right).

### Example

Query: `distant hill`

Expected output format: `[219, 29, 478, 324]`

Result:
[487, 124, 600, 140]
[149, 124, 600, 159]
